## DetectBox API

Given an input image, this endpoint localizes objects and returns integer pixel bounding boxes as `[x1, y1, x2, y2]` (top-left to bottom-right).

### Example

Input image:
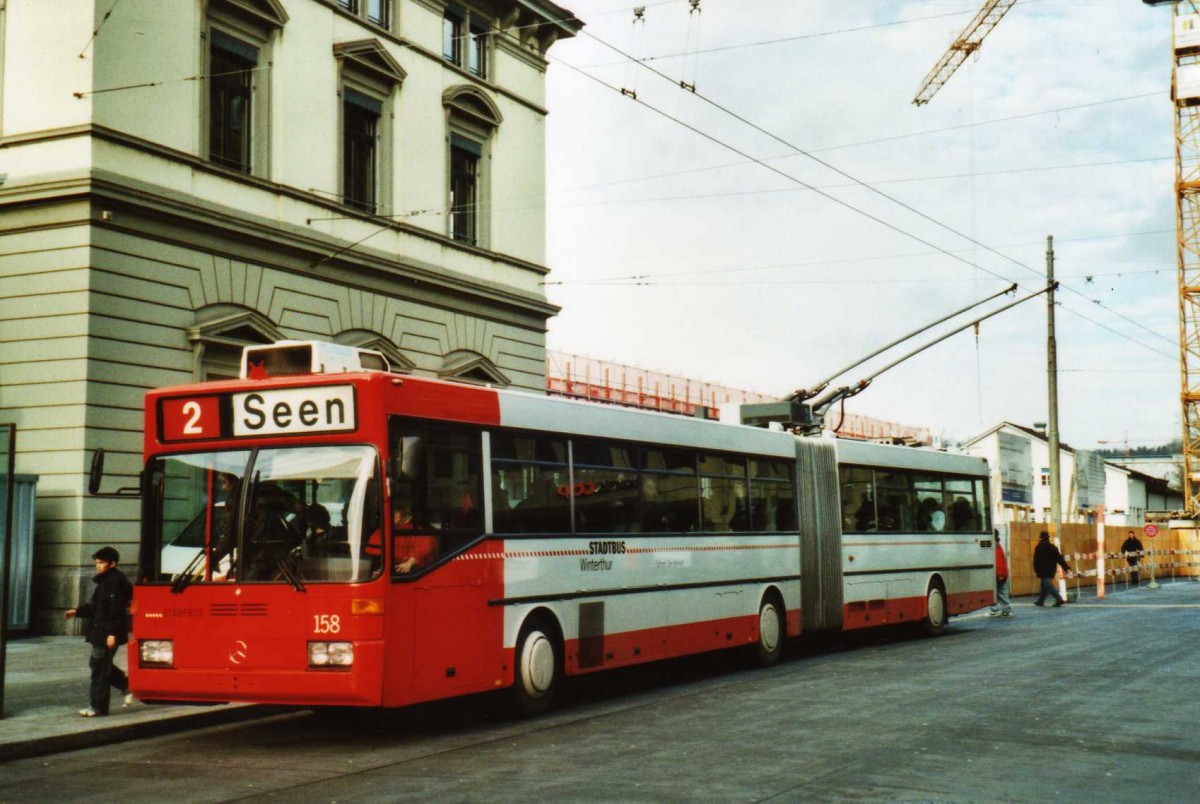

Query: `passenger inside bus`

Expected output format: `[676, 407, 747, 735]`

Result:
[392, 504, 438, 574]
[303, 503, 332, 553]
[244, 482, 304, 581]
[854, 494, 876, 531]
[917, 497, 946, 532]
[210, 472, 240, 577]
[877, 496, 901, 531]
[952, 496, 977, 531]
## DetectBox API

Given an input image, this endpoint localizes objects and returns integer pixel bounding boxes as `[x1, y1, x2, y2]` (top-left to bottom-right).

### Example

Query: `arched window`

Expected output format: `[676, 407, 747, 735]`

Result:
[187, 306, 283, 380]
[439, 349, 509, 387]
[334, 329, 415, 373]
[443, 86, 502, 247]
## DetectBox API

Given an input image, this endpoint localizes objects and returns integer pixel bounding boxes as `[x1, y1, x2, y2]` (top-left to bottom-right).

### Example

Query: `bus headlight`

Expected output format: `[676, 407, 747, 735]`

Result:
[140, 639, 174, 668]
[308, 641, 354, 669]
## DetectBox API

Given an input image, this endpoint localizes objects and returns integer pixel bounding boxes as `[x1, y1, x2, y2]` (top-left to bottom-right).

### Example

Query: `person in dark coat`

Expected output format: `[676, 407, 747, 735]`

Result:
[1033, 531, 1071, 607]
[1121, 530, 1144, 587]
[64, 546, 133, 716]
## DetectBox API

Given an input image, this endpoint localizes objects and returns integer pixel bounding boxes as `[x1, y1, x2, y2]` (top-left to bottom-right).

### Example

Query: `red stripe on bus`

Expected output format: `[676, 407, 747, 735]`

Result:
[842, 588, 993, 630]
[553, 609, 800, 676]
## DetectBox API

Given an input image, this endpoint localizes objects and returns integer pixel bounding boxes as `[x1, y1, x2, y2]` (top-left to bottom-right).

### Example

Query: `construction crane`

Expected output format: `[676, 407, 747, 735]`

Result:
[1144, 0, 1200, 517]
[912, 0, 1019, 106]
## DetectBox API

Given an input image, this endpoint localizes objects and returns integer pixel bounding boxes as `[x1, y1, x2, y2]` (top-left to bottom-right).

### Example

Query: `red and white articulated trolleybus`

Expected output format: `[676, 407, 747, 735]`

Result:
[113, 341, 994, 714]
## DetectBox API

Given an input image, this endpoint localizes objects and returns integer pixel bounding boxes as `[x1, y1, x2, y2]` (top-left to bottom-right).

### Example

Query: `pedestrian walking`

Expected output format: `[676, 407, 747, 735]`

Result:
[1033, 531, 1071, 608]
[64, 546, 133, 716]
[989, 530, 1013, 617]
[1121, 530, 1144, 588]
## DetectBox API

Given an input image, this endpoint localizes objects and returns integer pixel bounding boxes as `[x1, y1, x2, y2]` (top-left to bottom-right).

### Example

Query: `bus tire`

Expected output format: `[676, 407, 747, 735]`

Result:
[750, 593, 786, 667]
[923, 580, 947, 636]
[509, 618, 560, 717]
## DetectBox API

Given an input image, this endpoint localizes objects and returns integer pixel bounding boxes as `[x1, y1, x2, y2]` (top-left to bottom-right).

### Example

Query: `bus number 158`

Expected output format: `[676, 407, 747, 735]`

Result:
[313, 614, 341, 634]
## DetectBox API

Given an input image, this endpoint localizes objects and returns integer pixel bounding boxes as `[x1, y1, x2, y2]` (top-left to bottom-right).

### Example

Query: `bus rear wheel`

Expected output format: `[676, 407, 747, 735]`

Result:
[923, 582, 947, 636]
[750, 595, 785, 667]
[510, 619, 560, 717]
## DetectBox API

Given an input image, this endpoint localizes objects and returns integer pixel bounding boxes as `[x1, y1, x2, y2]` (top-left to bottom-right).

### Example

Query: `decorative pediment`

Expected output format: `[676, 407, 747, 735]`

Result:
[443, 85, 503, 127]
[334, 39, 407, 87]
[439, 350, 509, 387]
[210, 0, 289, 29]
[188, 307, 283, 349]
[335, 330, 415, 373]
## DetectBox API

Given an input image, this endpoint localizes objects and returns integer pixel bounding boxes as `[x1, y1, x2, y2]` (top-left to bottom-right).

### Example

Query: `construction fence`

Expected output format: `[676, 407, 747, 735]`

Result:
[1007, 522, 1200, 597]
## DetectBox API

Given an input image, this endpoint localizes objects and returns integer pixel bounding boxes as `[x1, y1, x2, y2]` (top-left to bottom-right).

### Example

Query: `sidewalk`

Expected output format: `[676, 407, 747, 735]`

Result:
[0, 636, 271, 762]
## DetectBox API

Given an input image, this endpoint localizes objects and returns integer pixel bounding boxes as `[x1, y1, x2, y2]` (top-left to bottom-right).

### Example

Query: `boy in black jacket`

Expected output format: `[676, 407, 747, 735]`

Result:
[65, 546, 133, 716]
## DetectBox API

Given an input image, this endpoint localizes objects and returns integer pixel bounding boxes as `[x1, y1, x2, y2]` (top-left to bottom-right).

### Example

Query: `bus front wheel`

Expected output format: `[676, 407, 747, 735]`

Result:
[510, 619, 560, 717]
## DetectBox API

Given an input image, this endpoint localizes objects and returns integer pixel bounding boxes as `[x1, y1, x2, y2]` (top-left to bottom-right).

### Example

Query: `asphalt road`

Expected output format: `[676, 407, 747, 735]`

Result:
[3, 583, 1198, 803]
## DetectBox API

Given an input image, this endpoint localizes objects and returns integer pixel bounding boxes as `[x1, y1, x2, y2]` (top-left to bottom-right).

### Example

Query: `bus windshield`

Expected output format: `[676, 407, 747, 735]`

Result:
[149, 445, 382, 585]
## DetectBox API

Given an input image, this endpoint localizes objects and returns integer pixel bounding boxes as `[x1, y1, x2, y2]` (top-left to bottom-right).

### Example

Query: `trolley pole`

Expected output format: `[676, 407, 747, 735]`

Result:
[1046, 236, 1067, 599]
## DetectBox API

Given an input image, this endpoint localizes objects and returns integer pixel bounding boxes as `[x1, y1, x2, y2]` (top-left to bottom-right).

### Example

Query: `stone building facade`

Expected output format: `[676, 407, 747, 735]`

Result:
[0, 0, 578, 632]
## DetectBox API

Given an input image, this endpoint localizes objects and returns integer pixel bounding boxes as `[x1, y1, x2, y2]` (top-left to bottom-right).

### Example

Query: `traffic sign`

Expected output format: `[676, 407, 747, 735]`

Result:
[1143, 523, 1160, 539]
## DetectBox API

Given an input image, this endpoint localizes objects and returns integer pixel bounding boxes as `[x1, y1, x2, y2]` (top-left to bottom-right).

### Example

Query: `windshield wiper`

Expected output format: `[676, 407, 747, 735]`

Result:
[270, 544, 305, 592]
[171, 548, 206, 594]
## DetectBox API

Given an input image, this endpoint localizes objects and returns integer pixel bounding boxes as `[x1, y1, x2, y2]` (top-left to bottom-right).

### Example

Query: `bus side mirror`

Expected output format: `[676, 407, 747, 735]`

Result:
[89, 449, 106, 495]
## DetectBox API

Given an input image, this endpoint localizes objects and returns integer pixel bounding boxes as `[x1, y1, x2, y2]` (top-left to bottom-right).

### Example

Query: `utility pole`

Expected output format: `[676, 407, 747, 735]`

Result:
[1047, 236, 1066, 598]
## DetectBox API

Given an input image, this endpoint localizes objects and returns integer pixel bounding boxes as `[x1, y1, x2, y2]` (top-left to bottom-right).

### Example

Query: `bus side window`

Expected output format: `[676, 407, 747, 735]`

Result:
[491, 434, 569, 534]
[840, 467, 874, 532]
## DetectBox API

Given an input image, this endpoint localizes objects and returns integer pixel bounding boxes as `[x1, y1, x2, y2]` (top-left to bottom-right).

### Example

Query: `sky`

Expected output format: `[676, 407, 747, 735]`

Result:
[535, 0, 1180, 449]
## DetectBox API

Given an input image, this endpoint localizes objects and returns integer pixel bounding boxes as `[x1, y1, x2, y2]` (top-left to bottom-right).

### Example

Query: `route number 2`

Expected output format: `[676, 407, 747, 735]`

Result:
[313, 614, 341, 634]
[182, 401, 203, 434]
[161, 396, 220, 441]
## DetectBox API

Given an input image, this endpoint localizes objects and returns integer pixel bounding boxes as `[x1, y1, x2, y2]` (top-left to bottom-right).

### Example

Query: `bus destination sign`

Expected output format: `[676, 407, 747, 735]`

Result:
[232, 385, 356, 437]
[159, 385, 357, 441]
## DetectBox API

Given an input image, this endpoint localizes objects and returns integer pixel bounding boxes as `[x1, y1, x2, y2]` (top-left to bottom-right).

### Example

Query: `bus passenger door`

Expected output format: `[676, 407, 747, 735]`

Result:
[399, 557, 504, 703]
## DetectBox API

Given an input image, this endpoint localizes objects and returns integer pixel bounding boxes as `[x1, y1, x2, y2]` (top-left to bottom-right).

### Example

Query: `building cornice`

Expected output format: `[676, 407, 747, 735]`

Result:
[84, 172, 559, 325]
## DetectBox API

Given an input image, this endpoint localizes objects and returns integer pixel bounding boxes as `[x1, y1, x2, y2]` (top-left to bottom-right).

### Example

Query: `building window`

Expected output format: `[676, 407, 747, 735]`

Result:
[204, 0, 286, 178]
[334, 40, 405, 216]
[444, 5, 489, 77]
[208, 31, 257, 172]
[443, 85, 501, 248]
[343, 90, 380, 212]
[443, 10, 462, 64]
[367, 0, 388, 25]
[337, 0, 389, 28]
[450, 136, 480, 244]
[468, 22, 488, 78]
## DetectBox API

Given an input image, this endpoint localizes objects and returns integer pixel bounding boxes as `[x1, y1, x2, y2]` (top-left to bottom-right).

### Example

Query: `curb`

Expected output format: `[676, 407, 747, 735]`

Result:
[0, 705, 289, 764]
